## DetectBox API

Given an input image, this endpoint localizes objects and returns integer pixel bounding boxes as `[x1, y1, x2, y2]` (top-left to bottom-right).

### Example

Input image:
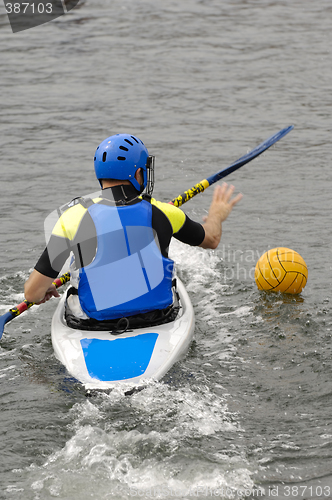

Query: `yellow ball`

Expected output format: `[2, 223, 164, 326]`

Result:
[255, 247, 308, 294]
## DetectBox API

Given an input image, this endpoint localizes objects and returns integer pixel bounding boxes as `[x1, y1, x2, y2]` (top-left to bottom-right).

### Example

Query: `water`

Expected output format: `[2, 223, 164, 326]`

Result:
[0, 0, 331, 498]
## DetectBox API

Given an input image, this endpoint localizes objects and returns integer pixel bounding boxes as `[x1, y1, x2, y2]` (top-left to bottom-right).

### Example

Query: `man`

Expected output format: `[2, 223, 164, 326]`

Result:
[24, 134, 242, 325]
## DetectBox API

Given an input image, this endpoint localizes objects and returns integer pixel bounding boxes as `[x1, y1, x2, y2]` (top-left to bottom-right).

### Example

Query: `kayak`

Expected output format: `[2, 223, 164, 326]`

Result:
[51, 278, 195, 391]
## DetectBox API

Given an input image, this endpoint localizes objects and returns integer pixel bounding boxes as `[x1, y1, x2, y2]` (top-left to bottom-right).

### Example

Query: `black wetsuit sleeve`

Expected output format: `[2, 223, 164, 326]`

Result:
[34, 209, 97, 279]
[173, 214, 205, 246]
[151, 203, 205, 256]
[34, 244, 64, 279]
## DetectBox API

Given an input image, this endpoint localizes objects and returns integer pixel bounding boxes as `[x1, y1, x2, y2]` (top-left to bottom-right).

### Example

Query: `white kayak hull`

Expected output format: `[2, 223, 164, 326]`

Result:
[51, 279, 195, 391]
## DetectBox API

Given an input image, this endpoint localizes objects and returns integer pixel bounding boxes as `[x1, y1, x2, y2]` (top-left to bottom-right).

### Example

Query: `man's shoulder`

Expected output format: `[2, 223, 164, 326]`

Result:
[150, 198, 186, 233]
[59, 192, 104, 216]
[150, 197, 181, 212]
[52, 197, 93, 239]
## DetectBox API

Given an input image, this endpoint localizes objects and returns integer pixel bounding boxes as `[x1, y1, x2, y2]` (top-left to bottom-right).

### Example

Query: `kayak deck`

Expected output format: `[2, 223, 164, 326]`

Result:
[51, 279, 195, 390]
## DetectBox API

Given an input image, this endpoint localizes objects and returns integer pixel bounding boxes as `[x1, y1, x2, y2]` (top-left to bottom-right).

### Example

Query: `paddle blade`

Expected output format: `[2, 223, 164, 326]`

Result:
[0, 272, 71, 340]
[206, 125, 294, 186]
[0, 312, 14, 339]
[170, 126, 294, 207]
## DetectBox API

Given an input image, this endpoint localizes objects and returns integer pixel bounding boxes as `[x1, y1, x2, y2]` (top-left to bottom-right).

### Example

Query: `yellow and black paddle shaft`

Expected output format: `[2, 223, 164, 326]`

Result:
[9, 272, 71, 318]
[169, 179, 209, 207]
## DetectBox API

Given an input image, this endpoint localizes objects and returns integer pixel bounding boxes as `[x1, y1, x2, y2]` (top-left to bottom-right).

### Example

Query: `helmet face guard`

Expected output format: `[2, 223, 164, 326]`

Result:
[146, 155, 155, 196]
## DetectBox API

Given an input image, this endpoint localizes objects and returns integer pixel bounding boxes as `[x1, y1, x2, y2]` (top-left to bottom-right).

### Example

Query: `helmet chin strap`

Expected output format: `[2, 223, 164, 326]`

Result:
[120, 185, 129, 201]
[129, 167, 145, 193]
[128, 177, 143, 193]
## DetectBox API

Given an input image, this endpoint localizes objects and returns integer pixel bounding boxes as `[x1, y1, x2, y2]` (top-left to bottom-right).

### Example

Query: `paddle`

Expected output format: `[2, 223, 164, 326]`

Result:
[0, 272, 70, 339]
[169, 125, 294, 207]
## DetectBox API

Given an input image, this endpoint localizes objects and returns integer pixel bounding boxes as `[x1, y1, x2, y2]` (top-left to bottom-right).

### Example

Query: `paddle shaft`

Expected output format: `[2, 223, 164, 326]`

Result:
[169, 125, 293, 207]
[0, 272, 70, 338]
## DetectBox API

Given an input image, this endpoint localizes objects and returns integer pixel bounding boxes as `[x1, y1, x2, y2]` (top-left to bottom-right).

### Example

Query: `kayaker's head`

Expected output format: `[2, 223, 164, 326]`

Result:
[94, 134, 155, 195]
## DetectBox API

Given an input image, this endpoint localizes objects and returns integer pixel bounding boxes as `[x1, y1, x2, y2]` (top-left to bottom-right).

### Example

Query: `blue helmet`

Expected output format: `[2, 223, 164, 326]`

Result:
[94, 134, 152, 193]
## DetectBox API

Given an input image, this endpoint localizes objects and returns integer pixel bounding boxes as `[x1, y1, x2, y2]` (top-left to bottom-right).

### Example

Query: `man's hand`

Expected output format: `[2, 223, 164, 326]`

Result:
[35, 284, 60, 305]
[200, 183, 242, 249]
[25, 269, 60, 304]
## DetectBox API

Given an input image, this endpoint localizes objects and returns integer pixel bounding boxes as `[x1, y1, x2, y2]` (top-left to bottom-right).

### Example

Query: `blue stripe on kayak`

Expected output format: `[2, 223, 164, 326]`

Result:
[80, 333, 159, 381]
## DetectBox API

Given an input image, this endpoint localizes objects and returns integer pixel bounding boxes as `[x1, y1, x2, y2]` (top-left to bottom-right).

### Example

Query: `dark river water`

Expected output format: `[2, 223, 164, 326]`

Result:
[0, 0, 331, 499]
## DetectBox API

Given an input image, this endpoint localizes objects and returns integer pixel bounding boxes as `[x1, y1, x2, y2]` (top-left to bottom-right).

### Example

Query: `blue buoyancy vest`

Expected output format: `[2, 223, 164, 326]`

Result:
[78, 199, 174, 320]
